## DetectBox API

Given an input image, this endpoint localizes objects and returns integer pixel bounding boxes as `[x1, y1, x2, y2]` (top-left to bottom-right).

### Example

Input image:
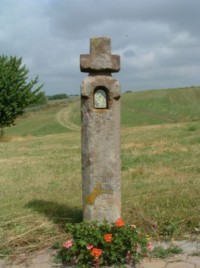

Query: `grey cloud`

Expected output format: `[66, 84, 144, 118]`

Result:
[0, 0, 200, 95]
[123, 50, 136, 58]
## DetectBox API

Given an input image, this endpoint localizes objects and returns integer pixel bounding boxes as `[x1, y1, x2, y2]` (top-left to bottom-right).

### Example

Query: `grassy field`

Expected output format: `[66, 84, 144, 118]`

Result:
[122, 86, 200, 126]
[0, 87, 200, 259]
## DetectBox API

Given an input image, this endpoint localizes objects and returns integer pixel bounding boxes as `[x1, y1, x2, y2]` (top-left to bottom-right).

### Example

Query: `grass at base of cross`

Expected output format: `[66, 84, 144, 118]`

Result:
[1, 121, 200, 261]
[0, 88, 200, 260]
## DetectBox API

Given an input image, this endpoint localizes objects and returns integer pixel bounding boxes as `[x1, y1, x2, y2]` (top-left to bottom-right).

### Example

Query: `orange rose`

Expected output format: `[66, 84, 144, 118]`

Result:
[104, 233, 112, 242]
[90, 247, 102, 258]
[115, 218, 125, 227]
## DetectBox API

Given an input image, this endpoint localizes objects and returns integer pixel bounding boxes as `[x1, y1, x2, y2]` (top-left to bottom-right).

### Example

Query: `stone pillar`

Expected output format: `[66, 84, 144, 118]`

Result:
[80, 37, 121, 222]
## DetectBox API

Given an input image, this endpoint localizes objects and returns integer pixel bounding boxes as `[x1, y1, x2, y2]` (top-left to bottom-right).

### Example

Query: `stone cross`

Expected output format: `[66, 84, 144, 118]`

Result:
[80, 37, 121, 222]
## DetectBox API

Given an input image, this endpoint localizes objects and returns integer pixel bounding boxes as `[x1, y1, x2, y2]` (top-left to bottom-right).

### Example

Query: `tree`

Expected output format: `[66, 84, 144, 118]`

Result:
[0, 55, 45, 136]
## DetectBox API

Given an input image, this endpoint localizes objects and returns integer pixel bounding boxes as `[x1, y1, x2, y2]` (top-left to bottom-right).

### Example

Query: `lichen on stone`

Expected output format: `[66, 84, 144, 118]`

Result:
[85, 183, 112, 205]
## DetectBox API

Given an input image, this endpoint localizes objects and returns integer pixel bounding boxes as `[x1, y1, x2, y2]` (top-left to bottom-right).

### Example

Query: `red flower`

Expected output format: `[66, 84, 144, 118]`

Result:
[147, 241, 153, 251]
[115, 218, 125, 227]
[90, 248, 102, 258]
[63, 239, 73, 249]
[86, 245, 94, 250]
[104, 233, 112, 242]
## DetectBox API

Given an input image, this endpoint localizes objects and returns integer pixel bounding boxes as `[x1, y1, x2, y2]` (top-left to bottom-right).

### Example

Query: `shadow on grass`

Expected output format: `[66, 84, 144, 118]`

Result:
[25, 199, 83, 228]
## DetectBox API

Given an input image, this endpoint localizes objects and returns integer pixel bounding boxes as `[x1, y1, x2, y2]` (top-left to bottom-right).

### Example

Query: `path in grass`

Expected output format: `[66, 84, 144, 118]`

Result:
[56, 102, 80, 131]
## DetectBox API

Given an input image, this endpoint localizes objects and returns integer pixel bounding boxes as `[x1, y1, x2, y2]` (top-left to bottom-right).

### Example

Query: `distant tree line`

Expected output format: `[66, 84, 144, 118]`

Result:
[47, 93, 68, 100]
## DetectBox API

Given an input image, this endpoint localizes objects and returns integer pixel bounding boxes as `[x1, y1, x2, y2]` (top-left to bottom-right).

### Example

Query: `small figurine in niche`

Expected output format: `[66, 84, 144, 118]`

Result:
[94, 89, 107, 108]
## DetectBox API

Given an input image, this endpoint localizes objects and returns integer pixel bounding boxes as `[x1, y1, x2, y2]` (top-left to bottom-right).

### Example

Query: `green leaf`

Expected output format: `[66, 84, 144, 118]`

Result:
[0, 55, 45, 131]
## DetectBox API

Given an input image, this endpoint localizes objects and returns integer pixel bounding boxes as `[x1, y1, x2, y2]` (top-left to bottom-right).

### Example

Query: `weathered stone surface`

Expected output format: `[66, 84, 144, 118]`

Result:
[168, 254, 188, 262]
[90, 36, 111, 54]
[80, 36, 120, 73]
[138, 258, 166, 268]
[187, 255, 200, 265]
[81, 76, 120, 99]
[81, 78, 121, 222]
[80, 54, 120, 73]
[80, 37, 121, 222]
[165, 262, 194, 268]
[0, 260, 4, 268]
[175, 240, 198, 254]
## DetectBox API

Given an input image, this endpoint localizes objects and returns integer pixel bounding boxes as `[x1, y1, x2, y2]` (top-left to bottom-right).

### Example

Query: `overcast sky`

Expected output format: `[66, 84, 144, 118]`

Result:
[0, 0, 200, 95]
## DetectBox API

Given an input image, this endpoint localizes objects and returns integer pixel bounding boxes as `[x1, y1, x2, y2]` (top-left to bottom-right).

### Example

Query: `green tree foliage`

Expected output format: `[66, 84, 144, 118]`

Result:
[0, 55, 45, 136]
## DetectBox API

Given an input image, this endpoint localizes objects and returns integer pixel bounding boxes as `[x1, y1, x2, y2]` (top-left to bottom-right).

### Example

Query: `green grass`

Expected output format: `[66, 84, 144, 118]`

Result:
[121, 123, 200, 237]
[121, 86, 200, 126]
[0, 86, 200, 259]
[0, 132, 82, 257]
[6, 108, 67, 136]
[190, 251, 200, 257]
[5, 96, 79, 136]
[152, 246, 183, 259]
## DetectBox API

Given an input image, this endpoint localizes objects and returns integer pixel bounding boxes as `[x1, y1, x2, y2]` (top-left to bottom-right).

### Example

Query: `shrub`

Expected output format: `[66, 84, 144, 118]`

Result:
[59, 218, 149, 267]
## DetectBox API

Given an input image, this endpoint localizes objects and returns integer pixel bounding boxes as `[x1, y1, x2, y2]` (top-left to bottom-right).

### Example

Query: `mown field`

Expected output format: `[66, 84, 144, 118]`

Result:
[0, 86, 200, 260]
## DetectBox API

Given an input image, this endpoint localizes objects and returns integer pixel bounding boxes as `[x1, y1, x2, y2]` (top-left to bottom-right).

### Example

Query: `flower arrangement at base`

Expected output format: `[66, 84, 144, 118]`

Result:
[59, 218, 150, 267]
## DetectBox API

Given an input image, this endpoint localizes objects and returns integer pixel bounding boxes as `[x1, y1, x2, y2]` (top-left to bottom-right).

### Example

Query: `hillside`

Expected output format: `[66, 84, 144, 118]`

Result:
[5, 86, 200, 136]
[121, 86, 200, 127]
